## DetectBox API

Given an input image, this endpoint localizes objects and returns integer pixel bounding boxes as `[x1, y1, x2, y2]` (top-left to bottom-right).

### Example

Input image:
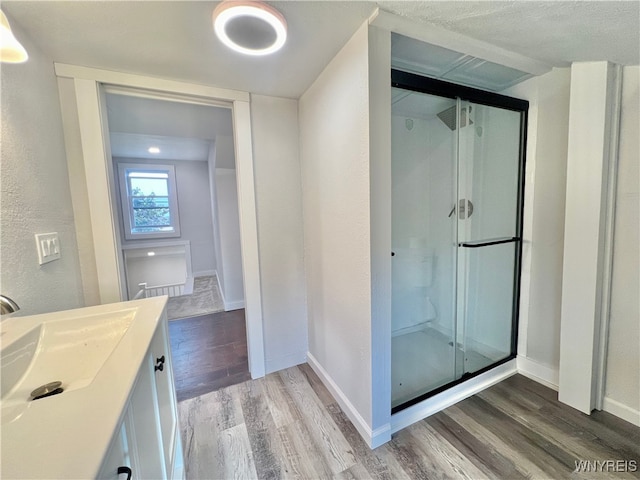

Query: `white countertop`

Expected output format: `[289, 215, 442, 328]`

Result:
[1, 297, 168, 479]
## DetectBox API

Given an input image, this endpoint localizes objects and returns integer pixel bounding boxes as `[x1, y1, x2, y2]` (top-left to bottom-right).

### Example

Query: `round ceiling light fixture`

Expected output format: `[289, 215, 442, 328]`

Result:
[213, 1, 287, 56]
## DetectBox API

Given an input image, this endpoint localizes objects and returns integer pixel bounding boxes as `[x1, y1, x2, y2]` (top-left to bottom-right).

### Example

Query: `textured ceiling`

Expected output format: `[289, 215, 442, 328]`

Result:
[3, 1, 639, 98]
[379, 1, 640, 67]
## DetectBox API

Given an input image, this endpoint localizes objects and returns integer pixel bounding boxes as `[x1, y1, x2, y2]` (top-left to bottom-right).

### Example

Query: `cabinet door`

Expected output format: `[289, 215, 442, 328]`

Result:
[129, 349, 166, 479]
[97, 422, 132, 480]
[150, 315, 178, 475]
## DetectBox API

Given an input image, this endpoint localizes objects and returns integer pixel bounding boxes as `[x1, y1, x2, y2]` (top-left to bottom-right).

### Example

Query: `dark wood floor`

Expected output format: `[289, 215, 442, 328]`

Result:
[179, 367, 640, 479]
[169, 309, 251, 402]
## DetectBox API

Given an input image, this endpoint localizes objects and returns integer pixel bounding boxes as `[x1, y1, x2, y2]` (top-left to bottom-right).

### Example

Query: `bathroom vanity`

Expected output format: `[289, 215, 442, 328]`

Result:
[0, 297, 184, 479]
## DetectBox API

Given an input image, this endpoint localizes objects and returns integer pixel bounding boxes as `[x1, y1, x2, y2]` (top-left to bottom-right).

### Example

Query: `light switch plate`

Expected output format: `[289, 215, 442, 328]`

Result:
[35, 232, 61, 265]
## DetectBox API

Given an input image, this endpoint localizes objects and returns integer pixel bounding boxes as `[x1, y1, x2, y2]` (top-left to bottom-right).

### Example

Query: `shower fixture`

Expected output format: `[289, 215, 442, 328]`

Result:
[437, 105, 472, 131]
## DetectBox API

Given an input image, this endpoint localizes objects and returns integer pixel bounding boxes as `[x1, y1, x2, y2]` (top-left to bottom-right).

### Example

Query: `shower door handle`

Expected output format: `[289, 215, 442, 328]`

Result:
[459, 236, 520, 248]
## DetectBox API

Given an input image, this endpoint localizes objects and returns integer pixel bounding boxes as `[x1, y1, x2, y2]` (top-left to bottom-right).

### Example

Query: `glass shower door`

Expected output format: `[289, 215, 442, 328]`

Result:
[390, 88, 459, 409]
[390, 73, 526, 413]
[456, 101, 523, 376]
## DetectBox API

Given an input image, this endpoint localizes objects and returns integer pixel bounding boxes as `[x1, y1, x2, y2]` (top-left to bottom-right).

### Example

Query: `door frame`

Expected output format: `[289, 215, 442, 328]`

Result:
[55, 64, 266, 378]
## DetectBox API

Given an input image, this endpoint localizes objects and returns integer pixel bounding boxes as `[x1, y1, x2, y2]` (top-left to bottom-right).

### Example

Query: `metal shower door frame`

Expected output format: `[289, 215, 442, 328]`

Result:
[390, 70, 529, 414]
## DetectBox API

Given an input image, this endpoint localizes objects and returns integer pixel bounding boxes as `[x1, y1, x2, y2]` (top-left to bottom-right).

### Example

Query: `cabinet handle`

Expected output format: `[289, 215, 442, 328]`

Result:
[155, 362, 164, 372]
[156, 355, 165, 365]
[117, 466, 132, 480]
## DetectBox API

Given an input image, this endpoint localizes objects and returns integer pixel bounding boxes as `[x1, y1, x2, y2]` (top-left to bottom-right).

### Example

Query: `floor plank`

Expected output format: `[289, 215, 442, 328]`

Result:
[178, 367, 640, 480]
[169, 309, 251, 401]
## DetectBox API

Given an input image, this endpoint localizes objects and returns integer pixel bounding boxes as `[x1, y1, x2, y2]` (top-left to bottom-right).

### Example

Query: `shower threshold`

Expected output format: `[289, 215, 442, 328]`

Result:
[390, 358, 517, 434]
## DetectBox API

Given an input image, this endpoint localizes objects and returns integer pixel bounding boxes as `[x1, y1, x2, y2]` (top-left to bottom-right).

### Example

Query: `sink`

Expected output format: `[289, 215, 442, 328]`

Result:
[1, 324, 42, 398]
[1, 297, 169, 480]
[1, 308, 136, 423]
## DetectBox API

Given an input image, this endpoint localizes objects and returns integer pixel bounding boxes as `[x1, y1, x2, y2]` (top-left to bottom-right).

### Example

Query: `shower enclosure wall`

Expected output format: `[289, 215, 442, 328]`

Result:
[390, 70, 527, 412]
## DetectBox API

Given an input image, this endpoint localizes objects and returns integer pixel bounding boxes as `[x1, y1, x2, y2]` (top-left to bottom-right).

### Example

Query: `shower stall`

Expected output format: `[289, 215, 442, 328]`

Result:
[390, 70, 528, 412]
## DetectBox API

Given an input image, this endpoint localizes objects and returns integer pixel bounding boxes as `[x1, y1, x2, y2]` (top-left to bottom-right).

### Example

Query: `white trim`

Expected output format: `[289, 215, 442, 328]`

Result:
[55, 63, 249, 102]
[602, 397, 640, 427]
[307, 352, 392, 449]
[216, 270, 225, 305]
[103, 84, 233, 110]
[214, 265, 244, 311]
[368, 9, 557, 75]
[595, 65, 623, 411]
[516, 355, 559, 391]
[266, 351, 307, 375]
[232, 100, 265, 378]
[117, 162, 181, 240]
[559, 62, 622, 414]
[368, 24, 393, 439]
[391, 359, 517, 435]
[73, 78, 123, 304]
[121, 239, 191, 250]
[224, 299, 245, 311]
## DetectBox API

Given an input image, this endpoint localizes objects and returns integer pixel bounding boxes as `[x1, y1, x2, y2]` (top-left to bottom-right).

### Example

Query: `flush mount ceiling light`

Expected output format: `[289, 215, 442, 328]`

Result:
[213, 1, 287, 56]
[0, 10, 28, 63]
[148, 147, 161, 154]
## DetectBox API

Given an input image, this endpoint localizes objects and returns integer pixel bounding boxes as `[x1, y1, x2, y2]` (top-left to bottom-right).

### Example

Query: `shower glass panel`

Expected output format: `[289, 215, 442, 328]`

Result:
[391, 71, 526, 412]
[391, 88, 459, 408]
[457, 101, 522, 375]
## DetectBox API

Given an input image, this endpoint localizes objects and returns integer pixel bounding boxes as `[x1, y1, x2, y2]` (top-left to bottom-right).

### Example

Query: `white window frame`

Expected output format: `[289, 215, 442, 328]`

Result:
[117, 162, 181, 240]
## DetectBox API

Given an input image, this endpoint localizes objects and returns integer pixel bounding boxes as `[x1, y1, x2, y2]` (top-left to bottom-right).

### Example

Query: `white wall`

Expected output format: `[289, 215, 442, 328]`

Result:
[604, 66, 639, 424]
[114, 157, 216, 278]
[300, 23, 374, 432]
[250, 94, 308, 373]
[207, 136, 244, 310]
[208, 141, 225, 292]
[503, 68, 571, 387]
[215, 168, 244, 310]
[0, 18, 85, 316]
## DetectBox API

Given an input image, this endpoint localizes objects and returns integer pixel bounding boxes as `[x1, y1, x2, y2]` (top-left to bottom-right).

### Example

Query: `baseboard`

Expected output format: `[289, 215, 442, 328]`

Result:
[266, 351, 307, 375]
[213, 271, 244, 311]
[391, 359, 517, 435]
[306, 352, 391, 448]
[602, 396, 640, 427]
[516, 355, 559, 391]
[224, 299, 245, 311]
[193, 270, 216, 278]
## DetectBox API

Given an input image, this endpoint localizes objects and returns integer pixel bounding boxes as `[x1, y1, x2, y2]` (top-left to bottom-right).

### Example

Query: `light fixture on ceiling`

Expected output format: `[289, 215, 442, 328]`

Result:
[212, 1, 287, 56]
[0, 10, 28, 63]
[148, 147, 161, 154]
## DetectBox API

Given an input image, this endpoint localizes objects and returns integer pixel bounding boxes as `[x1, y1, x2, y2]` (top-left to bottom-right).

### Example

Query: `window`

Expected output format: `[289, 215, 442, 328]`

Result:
[118, 163, 181, 240]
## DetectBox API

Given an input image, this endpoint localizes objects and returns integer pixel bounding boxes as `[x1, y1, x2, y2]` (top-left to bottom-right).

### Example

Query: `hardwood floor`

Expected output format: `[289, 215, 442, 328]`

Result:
[178, 366, 640, 479]
[169, 309, 251, 402]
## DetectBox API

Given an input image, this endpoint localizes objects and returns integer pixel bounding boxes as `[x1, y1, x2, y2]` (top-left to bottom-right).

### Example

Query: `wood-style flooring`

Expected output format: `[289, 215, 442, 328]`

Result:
[179, 366, 640, 480]
[169, 309, 251, 402]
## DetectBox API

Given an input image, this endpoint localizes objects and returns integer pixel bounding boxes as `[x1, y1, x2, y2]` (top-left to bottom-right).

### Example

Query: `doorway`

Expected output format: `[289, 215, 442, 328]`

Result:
[390, 70, 528, 412]
[57, 67, 266, 378]
[103, 88, 242, 313]
[102, 88, 251, 398]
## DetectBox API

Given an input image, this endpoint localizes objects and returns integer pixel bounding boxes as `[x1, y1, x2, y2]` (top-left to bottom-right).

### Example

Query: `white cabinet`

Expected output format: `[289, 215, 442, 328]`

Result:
[98, 314, 183, 479]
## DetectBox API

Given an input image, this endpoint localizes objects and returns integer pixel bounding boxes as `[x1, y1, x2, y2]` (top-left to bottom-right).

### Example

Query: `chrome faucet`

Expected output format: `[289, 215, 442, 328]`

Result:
[0, 295, 20, 316]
